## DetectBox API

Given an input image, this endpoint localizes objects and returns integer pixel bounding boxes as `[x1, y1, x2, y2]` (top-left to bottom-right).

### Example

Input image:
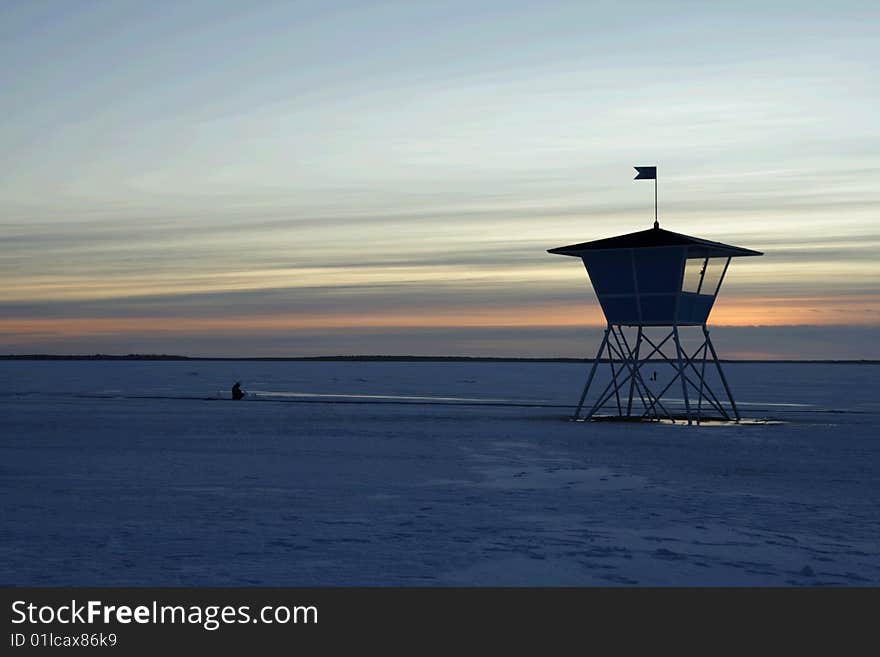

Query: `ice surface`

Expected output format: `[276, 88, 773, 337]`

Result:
[0, 360, 878, 585]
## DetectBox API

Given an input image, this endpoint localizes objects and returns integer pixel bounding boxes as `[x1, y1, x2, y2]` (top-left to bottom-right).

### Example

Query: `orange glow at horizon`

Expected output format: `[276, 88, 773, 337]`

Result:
[2, 296, 877, 342]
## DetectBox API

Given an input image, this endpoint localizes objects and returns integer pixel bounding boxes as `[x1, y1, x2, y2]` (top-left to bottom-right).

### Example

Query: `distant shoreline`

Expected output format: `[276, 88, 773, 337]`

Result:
[1, 354, 878, 364]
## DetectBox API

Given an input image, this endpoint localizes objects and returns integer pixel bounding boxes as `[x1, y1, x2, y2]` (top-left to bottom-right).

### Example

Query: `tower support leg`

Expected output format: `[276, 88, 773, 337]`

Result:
[575, 324, 739, 425]
[608, 346, 623, 416]
[703, 325, 740, 422]
[625, 326, 643, 416]
[574, 326, 610, 419]
[696, 339, 708, 425]
[613, 326, 661, 421]
[673, 325, 693, 425]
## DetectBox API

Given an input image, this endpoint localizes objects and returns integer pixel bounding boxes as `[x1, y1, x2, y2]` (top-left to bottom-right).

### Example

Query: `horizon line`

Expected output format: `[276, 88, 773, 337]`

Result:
[2, 354, 879, 364]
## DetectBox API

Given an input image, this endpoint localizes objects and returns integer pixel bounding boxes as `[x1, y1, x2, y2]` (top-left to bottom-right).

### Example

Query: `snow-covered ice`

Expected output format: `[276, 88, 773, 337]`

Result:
[1, 360, 877, 585]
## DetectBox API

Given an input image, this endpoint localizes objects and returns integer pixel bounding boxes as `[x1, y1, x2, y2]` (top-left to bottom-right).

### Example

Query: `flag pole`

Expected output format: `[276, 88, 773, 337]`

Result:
[654, 173, 658, 228]
[634, 166, 659, 228]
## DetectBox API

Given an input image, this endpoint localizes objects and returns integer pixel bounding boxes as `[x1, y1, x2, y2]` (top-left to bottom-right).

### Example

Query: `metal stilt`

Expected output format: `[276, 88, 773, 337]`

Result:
[696, 339, 709, 425]
[624, 326, 643, 416]
[673, 326, 693, 425]
[574, 327, 610, 419]
[574, 324, 739, 425]
[703, 325, 740, 422]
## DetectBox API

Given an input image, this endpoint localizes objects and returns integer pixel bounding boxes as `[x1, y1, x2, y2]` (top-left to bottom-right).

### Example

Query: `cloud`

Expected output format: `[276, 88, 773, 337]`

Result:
[1, 2, 878, 358]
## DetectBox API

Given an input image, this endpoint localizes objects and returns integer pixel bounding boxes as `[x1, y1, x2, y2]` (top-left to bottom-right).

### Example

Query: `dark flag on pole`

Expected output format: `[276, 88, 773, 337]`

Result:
[634, 165, 659, 227]
[634, 166, 657, 180]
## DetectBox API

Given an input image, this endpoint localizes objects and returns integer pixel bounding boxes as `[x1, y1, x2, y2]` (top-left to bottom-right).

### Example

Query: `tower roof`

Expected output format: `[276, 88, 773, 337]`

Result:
[548, 226, 763, 258]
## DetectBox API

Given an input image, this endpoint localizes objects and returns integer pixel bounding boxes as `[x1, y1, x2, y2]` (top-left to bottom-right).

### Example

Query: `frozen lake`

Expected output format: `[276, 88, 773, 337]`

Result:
[1, 360, 878, 585]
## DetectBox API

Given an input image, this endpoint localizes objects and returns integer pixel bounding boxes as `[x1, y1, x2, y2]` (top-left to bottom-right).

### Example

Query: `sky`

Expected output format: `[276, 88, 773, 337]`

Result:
[1, 0, 878, 358]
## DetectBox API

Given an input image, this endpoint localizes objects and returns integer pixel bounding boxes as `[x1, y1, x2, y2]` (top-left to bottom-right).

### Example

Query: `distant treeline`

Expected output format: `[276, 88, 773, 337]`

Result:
[1, 354, 878, 364]
[1, 354, 190, 361]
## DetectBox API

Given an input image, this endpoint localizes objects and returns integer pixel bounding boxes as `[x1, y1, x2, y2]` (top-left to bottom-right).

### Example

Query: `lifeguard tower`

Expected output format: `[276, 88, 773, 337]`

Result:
[549, 168, 762, 424]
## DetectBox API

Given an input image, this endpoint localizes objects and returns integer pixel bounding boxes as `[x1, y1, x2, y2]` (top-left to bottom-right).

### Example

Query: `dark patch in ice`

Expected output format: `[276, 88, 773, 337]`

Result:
[652, 548, 686, 560]
[643, 535, 681, 543]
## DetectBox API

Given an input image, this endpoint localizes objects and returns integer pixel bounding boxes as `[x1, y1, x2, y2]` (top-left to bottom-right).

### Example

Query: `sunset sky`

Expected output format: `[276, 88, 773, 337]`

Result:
[1, 1, 878, 358]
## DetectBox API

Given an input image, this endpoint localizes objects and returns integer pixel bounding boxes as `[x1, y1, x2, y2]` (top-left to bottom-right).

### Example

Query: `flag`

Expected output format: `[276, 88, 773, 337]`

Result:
[634, 166, 656, 180]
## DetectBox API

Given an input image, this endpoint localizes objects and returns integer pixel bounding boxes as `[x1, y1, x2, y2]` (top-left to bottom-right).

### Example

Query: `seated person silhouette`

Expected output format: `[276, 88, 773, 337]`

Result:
[231, 382, 245, 400]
